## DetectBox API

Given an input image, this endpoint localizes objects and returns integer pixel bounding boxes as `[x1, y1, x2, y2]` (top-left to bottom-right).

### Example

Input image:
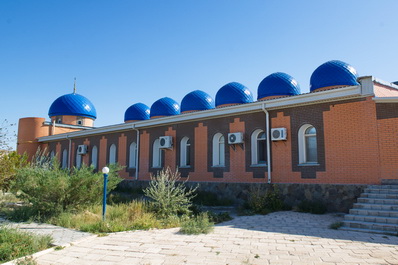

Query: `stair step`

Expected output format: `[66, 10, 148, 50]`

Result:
[357, 197, 398, 205]
[342, 220, 398, 232]
[368, 184, 398, 190]
[344, 214, 398, 224]
[361, 193, 398, 199]
[352, 203, 398, 211]
[381, 179, 398, 185]
[350, 208, 398, 218]
[365, 188, 398, 194]
[339, 226, 397, 235]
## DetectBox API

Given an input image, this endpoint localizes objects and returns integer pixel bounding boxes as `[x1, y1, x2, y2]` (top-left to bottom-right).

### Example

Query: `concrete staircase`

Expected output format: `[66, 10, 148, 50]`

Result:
[340, 179, 398, 235]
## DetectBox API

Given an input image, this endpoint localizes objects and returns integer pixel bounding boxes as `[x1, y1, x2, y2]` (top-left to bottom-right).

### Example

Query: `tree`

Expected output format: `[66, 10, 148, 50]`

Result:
[0, 119, 16, 151]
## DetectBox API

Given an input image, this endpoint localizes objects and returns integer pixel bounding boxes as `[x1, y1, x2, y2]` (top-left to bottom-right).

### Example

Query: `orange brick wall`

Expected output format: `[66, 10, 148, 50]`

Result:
[317, 97, 380, 184]
[189, 123, 214, 181]
[224, 118, 254, 182]
[139, 130, 151, 180]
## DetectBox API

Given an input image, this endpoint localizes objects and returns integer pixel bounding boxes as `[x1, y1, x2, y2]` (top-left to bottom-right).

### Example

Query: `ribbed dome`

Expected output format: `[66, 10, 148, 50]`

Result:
[215, 82, 254, 107]
[48, 93, 97, 119]
[310, 60, 359, 92]
[124, 103, 150, 122]
[150, 97, 180, 118]
[181, 90, 215, 113]
[258, 72, 300, 100]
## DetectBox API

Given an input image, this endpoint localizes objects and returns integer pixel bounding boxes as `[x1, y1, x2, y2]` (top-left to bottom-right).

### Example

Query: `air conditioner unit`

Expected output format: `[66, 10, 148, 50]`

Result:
[77, 145, 88, 155]
[228, 132, 244, 144]
[271, 128, 287, 141]
[159, 136, 173, 149]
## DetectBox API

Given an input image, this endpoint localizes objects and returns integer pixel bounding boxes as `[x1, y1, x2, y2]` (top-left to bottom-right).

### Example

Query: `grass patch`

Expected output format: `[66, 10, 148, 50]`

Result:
[0, 226, 52, 263]
[50, 200, 166, 233]
[329, 222, 343, 230]
[180, 213, 214, 235]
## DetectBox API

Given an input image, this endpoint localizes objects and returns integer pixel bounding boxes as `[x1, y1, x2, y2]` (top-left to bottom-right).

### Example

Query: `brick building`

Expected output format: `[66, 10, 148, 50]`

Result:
[17, 60, 398, 185]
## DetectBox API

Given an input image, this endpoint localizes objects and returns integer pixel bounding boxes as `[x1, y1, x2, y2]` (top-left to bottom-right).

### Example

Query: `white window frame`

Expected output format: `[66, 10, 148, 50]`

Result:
[251, 129, 267, 166]
[109, 144, 117, 165]
[62, 149, 68, 169]
[129, 142, 137, 168]
[76, 116, 84, 126]
[212, 133, 225, 167]
[91, 145, 98, 169]
[180, 137, 191, 167]
[298, 124, 318, 164]
[152, 139, 163, 168]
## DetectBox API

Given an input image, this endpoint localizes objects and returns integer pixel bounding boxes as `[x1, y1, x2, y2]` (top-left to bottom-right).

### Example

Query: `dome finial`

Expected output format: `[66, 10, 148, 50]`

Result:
[73, 77, 76, 94]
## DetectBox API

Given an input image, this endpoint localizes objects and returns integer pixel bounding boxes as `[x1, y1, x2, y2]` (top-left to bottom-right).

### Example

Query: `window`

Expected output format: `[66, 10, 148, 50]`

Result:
[62, 149, 68, 169]
[76, 117, 84, 126]
[212, 133, 225, 167]
[180, 137, 191, 167]
[91, 146, 98, 169]
[50, 151, 55, 158]
[76, 148, 82, 168]
[56, 116, 62, 124]
[251, 129, 267, 165]
[298, 124, 318, 164]
[129, 142, 137, 168]
[152, 139, 163, 168]
[109, 144, 117, 165]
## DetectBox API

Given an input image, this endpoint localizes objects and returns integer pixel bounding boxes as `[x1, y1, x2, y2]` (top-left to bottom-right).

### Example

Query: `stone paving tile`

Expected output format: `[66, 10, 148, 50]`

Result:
[5, 211, 398, 264]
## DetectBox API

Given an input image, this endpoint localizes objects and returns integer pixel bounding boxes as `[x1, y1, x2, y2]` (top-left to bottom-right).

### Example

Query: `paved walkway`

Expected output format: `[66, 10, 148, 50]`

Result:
[0, 217, 94, 246]
[4, 212, 398, 265]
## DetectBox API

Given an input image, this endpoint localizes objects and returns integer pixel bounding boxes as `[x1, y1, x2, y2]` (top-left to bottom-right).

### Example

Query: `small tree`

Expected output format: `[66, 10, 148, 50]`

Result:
[144, 167, 198, 218]
[0, 151, 28, 191]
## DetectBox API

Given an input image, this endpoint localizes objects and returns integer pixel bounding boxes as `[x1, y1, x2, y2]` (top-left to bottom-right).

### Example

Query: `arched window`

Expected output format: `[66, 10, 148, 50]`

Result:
[212, 133, 225, 167]
[91, 146, 98, 169]
[50, 151, 55, 158]
[152, 139, 163, 168]
[251, 129, 267, 165]
[180, 137, 191, 167]
[298, 124, 318, 164]
[109, 144, 117, 165]
[76, 148, 82, 169]
[62, 149, 68, 169]
[129, 142, 137, 168]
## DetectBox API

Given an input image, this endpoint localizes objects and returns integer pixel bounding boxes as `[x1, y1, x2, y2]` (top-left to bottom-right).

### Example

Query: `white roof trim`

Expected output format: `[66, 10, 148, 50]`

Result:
[38, 85, 362, 142]
[373, 97, 398, 103]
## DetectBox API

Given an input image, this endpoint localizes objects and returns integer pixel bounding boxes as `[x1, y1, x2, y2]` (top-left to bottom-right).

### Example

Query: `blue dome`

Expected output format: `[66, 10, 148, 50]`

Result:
[310, 60, 359, 92]
[150, 97, 180, 118]
[181, 90, 215, 113]
[48, 93, 97, 119]
[215, 82, 254, 107]
[124, 103, 150, 122]
[258, 72, 300, 100]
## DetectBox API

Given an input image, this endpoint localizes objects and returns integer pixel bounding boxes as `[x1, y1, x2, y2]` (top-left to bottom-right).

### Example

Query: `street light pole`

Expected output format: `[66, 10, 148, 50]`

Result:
[102, 167, 110, 221]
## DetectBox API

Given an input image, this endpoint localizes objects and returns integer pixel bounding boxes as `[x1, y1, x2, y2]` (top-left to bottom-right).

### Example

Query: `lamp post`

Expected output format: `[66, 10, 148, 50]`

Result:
[102, 167, 109, 221]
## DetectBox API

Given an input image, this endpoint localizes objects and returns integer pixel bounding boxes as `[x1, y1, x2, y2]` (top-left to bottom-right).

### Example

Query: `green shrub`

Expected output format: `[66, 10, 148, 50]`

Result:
[0, 226, 52, 263]
[0, 151, 28, 191]
[10, 160, 123, 220]
[144, 167, 198, 218]
[329, 222, 343, 230]
[297, 200, 327, 214]
[246, 185, 286, 214]
[180, 213, 214, 234]
[207, 211, 233, 224]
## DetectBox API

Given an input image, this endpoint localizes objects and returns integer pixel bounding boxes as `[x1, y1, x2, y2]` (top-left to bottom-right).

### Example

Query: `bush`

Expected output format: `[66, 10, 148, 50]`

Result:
[0, 226, 52, 263]
[207, 211, 233, 224]
[0, 151, 28, 191]
[144, 167, 198, 218]
[246, 185, 286, 214]
[10, 160, 123, 220]
[297, 200, 327, 214]
[180, 213, 214, 235]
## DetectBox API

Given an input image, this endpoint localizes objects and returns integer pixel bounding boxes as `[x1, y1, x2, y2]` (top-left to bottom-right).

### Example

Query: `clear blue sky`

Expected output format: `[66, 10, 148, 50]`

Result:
[2, 0, 398, 149]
